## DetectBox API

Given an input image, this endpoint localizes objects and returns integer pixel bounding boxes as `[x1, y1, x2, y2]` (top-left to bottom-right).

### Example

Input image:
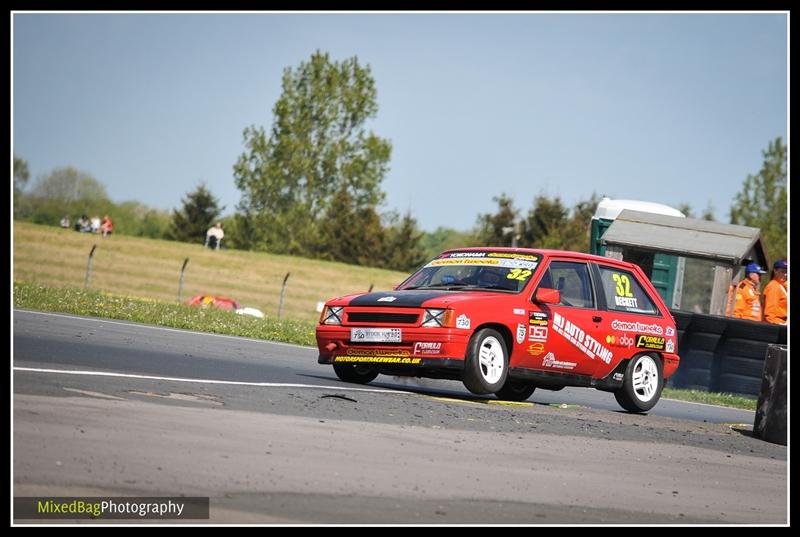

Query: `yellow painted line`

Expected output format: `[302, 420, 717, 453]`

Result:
[427, 396, 486, 406]
[487, 400, 533, 407]
[426, 395, 533, 407]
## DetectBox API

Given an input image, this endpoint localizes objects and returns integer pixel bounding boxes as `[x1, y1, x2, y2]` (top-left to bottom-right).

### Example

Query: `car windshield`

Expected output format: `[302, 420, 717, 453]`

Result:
[398, 251, 541, 293]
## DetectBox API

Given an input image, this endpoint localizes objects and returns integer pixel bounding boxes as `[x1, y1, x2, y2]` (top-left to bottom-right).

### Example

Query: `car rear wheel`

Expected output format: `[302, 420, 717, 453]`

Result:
[332, 363, 379, 384]
[462, 328, 508, 395]
[614, 353, 664, 413]
[495, 379, 536, 402]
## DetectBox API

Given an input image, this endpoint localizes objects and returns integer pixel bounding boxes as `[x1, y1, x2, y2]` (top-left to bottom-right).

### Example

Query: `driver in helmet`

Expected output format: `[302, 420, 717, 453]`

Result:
[477, 267, 507, 288]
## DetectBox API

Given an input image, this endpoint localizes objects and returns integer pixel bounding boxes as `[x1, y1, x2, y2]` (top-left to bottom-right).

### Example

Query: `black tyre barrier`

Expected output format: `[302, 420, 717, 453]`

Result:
[686, 332, 722, 351]
[725, 318, 780, 342]
[688, 313, 727, 334]
[720, 338, 771, 360]
[753, 345, 787, 445]
[666, 310, 787, 397]
[681, 349, 715, 370]
[715, 373, 763, 397]
[677, 368, 712, 390]
[672, 311, 693, 331]
[718, 355, 766, 378]
[776, 327, 787, 345]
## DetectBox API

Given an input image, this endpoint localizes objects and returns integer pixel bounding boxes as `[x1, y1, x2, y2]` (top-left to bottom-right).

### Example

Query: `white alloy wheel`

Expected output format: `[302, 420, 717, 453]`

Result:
[478, 335, 505, 384]
[631, 355, 660, 402]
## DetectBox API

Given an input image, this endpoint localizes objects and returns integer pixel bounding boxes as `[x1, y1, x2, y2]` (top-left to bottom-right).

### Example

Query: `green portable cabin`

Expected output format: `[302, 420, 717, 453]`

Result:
[593, 204, 767, 315]
[590, 198, 686, 309]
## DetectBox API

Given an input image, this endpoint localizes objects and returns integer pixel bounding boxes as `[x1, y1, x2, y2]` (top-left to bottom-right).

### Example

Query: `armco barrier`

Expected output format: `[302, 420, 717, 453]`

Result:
[753, 345, 787, 445]
[667, 311, 787, 398]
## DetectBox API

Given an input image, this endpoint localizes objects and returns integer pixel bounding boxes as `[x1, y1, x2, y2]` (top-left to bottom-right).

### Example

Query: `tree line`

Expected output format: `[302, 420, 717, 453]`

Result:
[13, 51, 787, 271]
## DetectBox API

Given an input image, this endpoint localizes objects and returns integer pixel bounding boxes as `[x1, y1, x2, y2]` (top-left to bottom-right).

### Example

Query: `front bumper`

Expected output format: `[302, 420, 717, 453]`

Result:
[316, 325, 471, 369]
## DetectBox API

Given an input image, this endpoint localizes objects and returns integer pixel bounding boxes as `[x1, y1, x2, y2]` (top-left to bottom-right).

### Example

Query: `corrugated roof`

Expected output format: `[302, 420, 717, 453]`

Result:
[600, 210, 765, 264]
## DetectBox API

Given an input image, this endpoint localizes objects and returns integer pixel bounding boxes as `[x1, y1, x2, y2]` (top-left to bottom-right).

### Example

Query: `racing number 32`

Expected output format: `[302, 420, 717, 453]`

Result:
[507, 268, 532, 281]
[612, 273, 634, 297]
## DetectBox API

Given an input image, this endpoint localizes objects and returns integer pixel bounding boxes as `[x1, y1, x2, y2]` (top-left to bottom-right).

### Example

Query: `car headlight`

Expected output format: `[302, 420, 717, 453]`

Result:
[422, 308, 451, 327]
[321, 306, 344, 325]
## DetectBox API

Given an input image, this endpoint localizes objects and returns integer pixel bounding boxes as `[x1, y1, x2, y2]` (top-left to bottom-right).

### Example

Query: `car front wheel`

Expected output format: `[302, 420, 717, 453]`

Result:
[462, 328, 509, 395]
[614, 353, 664, 413]
[332, 362, 379, 384]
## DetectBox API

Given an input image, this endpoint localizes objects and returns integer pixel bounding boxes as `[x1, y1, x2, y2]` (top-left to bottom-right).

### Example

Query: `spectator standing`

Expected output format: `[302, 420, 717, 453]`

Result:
[205, 222, 224, 250]
[733, 263, 767, 321]
[762, 259, 788, 325]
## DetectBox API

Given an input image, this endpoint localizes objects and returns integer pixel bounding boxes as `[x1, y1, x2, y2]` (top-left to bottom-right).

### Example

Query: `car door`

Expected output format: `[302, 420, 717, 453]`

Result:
[520, 259, 605, 377]
[592, 262, 669, 377]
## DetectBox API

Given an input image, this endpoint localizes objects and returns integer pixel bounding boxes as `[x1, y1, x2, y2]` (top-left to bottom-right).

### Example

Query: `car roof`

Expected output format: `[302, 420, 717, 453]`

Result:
[441, 247, 638, 271]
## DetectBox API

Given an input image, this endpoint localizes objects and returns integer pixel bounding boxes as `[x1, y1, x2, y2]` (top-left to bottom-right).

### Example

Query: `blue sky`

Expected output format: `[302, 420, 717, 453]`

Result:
[13, 12, 788, 232]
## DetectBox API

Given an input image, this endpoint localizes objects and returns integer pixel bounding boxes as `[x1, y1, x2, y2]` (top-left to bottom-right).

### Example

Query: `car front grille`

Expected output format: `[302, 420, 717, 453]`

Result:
[346, 312, 419, 324]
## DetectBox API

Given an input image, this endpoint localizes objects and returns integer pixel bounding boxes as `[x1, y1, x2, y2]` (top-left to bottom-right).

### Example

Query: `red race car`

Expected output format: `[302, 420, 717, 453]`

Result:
[316, 248, 680, 413]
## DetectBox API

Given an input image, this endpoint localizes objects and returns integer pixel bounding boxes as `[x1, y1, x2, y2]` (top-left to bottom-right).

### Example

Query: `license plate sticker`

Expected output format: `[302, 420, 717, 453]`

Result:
[350, 328, 402, 343]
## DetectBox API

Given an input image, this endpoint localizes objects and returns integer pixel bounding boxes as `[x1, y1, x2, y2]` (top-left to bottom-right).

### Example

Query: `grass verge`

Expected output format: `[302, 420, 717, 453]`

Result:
[662, 387, 756, 411]
[13, 281, 317, 347]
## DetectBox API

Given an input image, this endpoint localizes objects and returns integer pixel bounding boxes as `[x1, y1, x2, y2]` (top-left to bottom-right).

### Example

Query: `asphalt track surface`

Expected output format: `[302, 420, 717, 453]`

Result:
[13, 310, 788, 524]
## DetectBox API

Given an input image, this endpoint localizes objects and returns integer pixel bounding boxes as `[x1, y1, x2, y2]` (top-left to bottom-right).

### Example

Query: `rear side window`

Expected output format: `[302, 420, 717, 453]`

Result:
[598, 266, 659, 315]
[537, 261, 595, 309]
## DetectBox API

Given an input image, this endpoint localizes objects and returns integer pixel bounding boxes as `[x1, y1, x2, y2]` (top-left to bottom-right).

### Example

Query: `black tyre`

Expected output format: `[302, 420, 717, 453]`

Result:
[689, 314, 727, 334]
[614, 354, 664, 413]
[685, 332, 722, 351]
[725, 319, 780, 342]
[495, 379, 536, 402]
[681, 349, 715, 371]
[720, 338, 770, 360]
[462, 328, 509, 395]
[719, 355, 766, 377]
[332, 362, 379, 384]
[715, 373, 762, 397]
[670, 367, 712, 390]
[671, 311, 693, 331]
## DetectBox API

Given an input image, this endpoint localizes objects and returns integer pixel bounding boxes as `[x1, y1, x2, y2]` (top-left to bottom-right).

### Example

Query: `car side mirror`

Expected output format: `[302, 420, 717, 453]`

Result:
[534, 287, 560, 305]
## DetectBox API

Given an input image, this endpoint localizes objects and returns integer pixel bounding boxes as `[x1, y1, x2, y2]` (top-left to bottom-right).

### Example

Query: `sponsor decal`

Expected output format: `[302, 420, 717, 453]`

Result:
[377, 296, 397, 302]
[516, 324, 526, 344]
[666, 326, 675, 337]
[456, 314, 471, 329]
[428, 258, 500, 267]
[610, 320, 664, 335]
[665, 340, 675, 353]
[335, 356, 422, 364]
[513, 308, 526, 316]
[552, 312, 614, 364]
[614, 296, 639, 308]
[527, 343, 545, 356]
[487, 252, 539, 261]
[529, 311, 549, 326]
[635, 335, 666, 351]
[440, 252, 487, 258]
[541, 352, 577, 370]
[414, 342, 442, 355]
[606, 334, 634, 348]
[529, 326, 548, 343]
[613, 372, 624, 381]
[347, 348, 410, 357]
[426, 258, 537, 270]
